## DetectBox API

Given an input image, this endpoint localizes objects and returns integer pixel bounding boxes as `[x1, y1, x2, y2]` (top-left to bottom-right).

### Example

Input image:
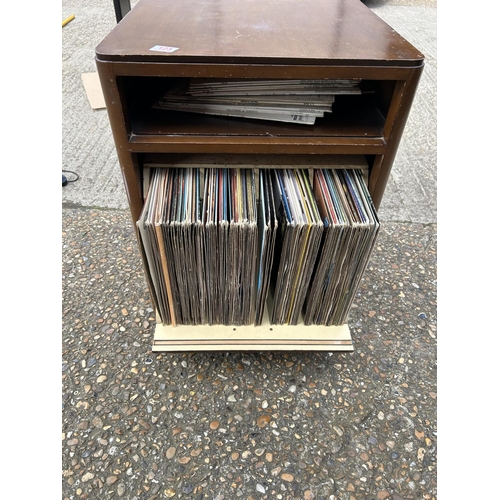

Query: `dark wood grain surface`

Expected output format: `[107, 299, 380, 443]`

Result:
[96, 0, 424, 66]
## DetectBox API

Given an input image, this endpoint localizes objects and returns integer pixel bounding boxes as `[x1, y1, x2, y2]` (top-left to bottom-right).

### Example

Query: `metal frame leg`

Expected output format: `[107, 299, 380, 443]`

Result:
[113, 0, 131, 22]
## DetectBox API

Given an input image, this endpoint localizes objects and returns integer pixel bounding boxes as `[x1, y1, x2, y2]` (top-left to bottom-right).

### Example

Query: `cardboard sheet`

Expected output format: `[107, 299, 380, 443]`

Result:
[81, 72, 105, 109]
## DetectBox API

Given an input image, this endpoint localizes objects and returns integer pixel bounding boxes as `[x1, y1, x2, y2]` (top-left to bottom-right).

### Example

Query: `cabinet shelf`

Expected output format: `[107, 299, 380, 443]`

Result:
[127, 95, 387, 154]
[120, 77, 388, 155]
[131, 95, 384, 135]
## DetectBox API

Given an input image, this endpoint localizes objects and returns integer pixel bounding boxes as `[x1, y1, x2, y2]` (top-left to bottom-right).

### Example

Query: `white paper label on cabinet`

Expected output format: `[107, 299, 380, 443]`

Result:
[149, 45, 179, 53]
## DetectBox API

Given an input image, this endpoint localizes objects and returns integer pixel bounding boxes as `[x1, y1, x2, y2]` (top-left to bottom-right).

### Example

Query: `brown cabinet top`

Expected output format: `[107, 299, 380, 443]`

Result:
[96, 0, 424, 67]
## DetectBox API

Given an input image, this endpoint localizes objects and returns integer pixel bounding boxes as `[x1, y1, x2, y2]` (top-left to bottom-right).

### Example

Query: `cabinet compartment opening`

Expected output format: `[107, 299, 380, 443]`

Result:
[120, 76, 392, 140]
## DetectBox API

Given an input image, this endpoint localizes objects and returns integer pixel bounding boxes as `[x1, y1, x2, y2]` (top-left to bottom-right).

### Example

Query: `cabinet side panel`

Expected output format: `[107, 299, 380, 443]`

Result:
[369, 66, 423, 208]
[96, 61, 144, 223]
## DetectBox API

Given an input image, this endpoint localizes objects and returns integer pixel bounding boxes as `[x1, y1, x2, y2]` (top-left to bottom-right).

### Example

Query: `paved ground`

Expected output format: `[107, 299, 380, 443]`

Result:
[62, 1, 437, 499]
[62, 212, 436, 500]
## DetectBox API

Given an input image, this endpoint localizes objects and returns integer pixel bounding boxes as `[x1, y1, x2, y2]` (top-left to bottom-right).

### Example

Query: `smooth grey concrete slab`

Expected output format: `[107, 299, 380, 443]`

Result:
[366, 3, 437, 224]
[62, 0, 126, 210]
[61, 0, 437, 223]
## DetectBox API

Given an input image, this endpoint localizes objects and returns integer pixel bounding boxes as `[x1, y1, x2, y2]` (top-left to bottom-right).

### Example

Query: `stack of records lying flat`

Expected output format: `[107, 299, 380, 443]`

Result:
[153, 78, 362, 125]
[303, 169, 380, 326]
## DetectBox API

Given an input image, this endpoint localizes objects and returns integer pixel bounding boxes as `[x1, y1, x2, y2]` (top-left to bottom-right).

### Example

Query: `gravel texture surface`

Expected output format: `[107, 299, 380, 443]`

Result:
[62, 209, 437, 500]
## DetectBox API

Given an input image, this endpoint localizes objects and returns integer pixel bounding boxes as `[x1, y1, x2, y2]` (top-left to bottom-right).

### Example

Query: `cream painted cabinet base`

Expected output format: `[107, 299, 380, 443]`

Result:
[152, 311, 352, 352]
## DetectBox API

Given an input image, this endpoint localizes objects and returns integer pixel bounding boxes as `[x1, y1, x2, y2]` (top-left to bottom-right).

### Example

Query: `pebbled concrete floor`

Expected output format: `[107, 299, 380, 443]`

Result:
[62, 210, 436, 500]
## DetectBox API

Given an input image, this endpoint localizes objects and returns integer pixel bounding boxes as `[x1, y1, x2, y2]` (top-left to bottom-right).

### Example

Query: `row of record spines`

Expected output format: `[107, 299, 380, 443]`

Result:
[137, 168, 261, 327]
[136, 167, 379, 327]
[303, 168, 380, 326]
